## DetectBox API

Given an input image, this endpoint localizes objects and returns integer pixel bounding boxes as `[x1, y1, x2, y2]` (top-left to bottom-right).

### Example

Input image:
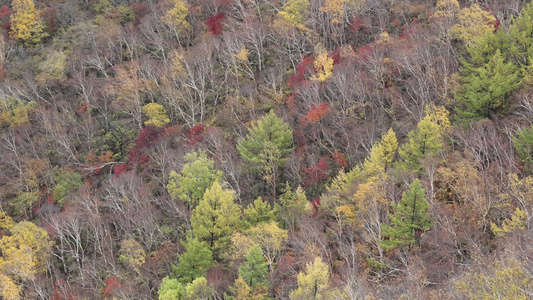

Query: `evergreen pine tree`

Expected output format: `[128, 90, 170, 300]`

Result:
[191, 182, 241, 258]
[237, 111, 293, 195]
[244, 197, 275, 228]
[237, 111, 293, 167]
[381, 179, 432, 251]
[289, 257, 338, 300]
[398, 115, 443, 171]
[362, 128, 398, 178]
[508, 2, 533, 66]
[513, 124, 533, 170]
[275, 183, 306, 230]
[238, 245, 270, 290]
[167, 150, 223, 208]
[457, 49, 521, 120]
[173, 237, 213, 284]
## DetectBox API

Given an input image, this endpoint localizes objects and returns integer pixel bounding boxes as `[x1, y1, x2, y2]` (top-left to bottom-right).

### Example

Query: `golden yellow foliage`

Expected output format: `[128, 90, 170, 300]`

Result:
[433, 0, 459, 19]
[0, 274, 21, 300]
[234, 46, 249, 62]
[0, 211, 14, 230]
[0, 100, 36, 128]
[491, 207, 526, 237]
[451, 4, 496, 45]
[277, 0, 310, 30]
[247, 221, 288, 255]
[321, 0, 345, 24]
[231, 277, 269, 300]
[119, 238, 146, 272]
[161, 0, 190, 31]
[169, 50, 186, 79]
[142, 103, 170, 128]
[10, 0, 47, 44]
[311, 50, 334, 82]
[376, 31, 390, 44]
[362, 128, 398, 179]
[230, 232, 255, 261]
[455, 257, 533, 299]
[232, 277, 252, 300]
[424, 105, 451, 135]
[0, 221, 51, 278]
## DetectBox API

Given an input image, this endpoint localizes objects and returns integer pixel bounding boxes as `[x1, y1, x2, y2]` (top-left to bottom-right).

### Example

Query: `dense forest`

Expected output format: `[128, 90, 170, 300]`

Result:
[0, 0, 532, 298]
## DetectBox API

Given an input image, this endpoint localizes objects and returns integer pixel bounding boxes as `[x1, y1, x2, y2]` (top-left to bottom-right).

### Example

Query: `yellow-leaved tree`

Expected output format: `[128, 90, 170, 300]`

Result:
[451, 3, 496, 46]
[433, 0, 460, 19]
[321, 0, 345, 24]
[118, 238, 146, 273]
[161, 0, 190, 32]
[290, 256, 339, 299]
[311, 49, 334, 82]
[10, 0, 47, 44]
[277, 0, 310, 30]
[0, 219, 51, 299]
[142, 103, 170, 128]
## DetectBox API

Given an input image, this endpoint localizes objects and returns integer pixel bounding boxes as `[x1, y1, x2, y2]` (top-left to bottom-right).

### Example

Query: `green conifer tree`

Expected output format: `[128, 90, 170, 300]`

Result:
[158, 277, 185, 300]
[167, 150, 223, 208]
[508, 2, 533, 67]
[173, 237, 212, 284]
[244, 197, 275, 228]
[398, 116, 443, 171]
[237, 111, 293, 166]
[237, 111, 293, 194]
[381, 179, 432, 251]
[275, 183, 306, 230]
[513, 124, 533, 170]
[289, 257, 338, 300]
[238, 245, 270, 290]
[191, 182, 241, 258]
[362, 128, 398, 178]
[458, 49, 521, 120]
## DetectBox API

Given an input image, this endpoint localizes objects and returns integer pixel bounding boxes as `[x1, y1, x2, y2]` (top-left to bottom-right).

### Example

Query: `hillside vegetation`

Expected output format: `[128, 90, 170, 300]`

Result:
[0, 0, 532, 299]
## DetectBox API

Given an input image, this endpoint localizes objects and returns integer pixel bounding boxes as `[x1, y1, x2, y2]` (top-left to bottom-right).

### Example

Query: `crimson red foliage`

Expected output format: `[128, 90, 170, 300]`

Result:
[302, 102, 330, 123]
[332, 151, 348, 168]
[494, 19, 501, 31]
[113, 163, 130, 176]
[0, 5, 11, 35]
[206, 13, 224, 35]
[303, 158, 329, 188]
[289, 55, 315, 87]
[128, 126, 163, 165]
[0, 5, 11, 18]
[349, 16, 367, 33]
[2, 20, 10, 35]
[355, 44, 373, 62]
[311, 196, 321, 214]
[330, 48, 341, 65]
[103, 276, 120, 298]
[186, 124, 205, 145]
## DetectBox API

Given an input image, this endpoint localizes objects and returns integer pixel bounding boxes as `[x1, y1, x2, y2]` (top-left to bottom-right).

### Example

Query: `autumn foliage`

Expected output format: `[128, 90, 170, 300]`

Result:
[0, 0, 533, 299]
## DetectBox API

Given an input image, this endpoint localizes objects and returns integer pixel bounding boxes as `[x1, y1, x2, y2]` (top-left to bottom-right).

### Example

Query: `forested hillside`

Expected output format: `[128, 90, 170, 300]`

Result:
[0, 0, 532, 299]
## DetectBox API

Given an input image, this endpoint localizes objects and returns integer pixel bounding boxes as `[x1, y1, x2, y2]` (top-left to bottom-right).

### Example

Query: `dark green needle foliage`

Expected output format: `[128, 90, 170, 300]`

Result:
[238, 245, 270, 290]
[381, 179, 432, 251]
[173, 237, 213, 284]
